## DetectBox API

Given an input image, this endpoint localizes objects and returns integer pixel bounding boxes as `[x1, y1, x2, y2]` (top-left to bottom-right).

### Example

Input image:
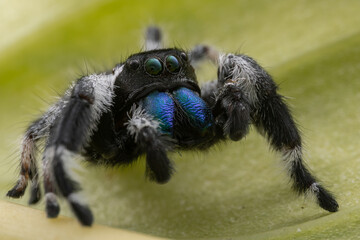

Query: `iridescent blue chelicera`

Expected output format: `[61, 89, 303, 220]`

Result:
[173, 87, 213, 130]
[141, 91, 175, 135]
[142, 88, 213, 136]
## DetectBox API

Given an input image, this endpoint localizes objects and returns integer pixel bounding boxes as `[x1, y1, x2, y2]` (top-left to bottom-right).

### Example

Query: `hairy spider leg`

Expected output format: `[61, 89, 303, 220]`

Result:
[212, 83, 251, 141]
[45, 80, 96, 226]
[254, 91, 338, 212]
[7, 129, 40, 200]
[189, 44, 219, 66]
[218, 54, 339, 212]
[126, 105, 175, 184]
[189, 43, 253, 141]
[200, 81, 251, 142]
[42, 67, 120, 226]
[42, 141, 60, 218]
[7, 96, 68, 203]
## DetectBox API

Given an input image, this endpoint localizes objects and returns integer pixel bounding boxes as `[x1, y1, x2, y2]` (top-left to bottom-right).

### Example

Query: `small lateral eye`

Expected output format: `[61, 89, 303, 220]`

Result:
[145, 58, 163, 75]
[128, 59, 140, 70]
[165, 55, 181, 73]
[180, 52, 188, 61]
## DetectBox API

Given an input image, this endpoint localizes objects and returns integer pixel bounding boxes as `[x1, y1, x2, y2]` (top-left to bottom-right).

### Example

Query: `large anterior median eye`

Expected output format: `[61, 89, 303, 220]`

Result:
[145, 58, 163, 75]
[165, 55, 181, 73]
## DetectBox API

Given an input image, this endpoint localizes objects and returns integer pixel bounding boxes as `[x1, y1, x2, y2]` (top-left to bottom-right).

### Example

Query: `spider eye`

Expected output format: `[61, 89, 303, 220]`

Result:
[128, 59, 140, 70]
[165, 55, 181, 73]
[180, 52, 188, 61]
[145, 58, 163, 75]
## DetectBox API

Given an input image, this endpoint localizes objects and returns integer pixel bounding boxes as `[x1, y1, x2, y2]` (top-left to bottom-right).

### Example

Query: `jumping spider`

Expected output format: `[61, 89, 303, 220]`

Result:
[7, 26, 338, 226]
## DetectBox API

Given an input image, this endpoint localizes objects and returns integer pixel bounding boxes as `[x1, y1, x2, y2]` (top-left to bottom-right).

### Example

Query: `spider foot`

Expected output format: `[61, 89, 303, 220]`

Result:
[310, 183, 339, 212]
[28, 181, 41, 204]
[7, 180, 27, 198]
[68, 194, 93, 226]
[45, 192, 60, 218]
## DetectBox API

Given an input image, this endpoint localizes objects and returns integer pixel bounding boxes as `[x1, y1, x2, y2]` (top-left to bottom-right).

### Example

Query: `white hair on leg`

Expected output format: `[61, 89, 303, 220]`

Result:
[282, 145, 303, 173]
[125, 104, 160, 142]
[219, 54, 260, 106]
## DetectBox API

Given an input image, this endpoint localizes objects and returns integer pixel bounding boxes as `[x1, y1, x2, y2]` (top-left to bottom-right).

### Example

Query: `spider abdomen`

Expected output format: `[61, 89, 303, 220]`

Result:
[141, 87, 214, 140]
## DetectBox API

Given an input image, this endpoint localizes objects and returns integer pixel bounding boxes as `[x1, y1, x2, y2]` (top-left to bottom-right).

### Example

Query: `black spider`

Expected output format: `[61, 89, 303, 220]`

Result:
[7, 26, 338, 226]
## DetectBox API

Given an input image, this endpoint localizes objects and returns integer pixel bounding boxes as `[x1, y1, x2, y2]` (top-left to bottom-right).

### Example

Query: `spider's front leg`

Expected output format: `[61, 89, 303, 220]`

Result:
[216, 53, 338, 212]
[43, 70, 119, 226]
[207, 81, 251, 141]
[197, 55, 251, 141]
[126, 106, 174, 183]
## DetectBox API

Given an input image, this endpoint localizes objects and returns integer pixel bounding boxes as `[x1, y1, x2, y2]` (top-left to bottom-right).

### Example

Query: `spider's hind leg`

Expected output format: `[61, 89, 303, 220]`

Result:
[189, 44, 219, 66]
[7, 120, 42, 204]
[145, 26, 163, 51]
[7, 96, 69, 204]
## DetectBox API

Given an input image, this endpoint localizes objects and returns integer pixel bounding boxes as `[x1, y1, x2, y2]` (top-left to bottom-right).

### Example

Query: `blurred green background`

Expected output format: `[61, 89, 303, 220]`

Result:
[1, 0, 360, 239]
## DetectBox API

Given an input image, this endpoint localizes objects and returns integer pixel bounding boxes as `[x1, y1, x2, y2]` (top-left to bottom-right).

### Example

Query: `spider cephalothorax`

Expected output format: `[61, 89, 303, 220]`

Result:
[7, 26, 338, 226]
